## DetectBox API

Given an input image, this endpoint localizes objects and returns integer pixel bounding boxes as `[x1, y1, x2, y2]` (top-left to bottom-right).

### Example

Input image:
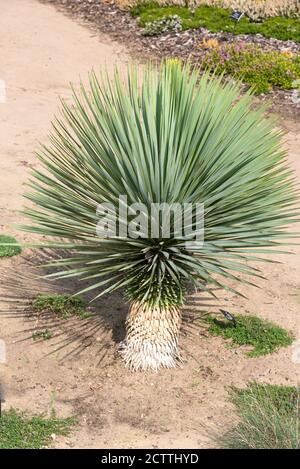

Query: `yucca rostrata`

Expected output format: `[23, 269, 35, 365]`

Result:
[22, 62, 297, 371]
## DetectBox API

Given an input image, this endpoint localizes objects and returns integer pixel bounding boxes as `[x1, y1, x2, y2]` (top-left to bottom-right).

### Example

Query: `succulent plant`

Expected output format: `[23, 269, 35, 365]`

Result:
[143, 14, 183, 35]
[22, 61, 298, 371]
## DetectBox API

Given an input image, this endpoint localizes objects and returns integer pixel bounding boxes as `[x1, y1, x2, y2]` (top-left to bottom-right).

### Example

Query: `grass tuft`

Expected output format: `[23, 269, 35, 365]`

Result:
[32, 294, 92, 320]
[0, 408, 73, 449]
[0, 235, 21, 258]
[207, 314, 293, 356]
[220, 382, 300, 449]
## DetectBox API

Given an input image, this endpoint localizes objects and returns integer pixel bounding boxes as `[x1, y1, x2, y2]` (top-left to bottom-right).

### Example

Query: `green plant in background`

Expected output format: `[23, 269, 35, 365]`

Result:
[126, 0, 300, 21]
[207, 314, 293, 356]
[189, 0, 300, 21]
[143, 14, 182, 35]
[0, 235, 21, 258]
[32, 294, 91, 320]
[201, 43, 300, 93]
[0, 408, 73, 449]
[220, 383, 300, 449]
[21, 61, 298, 371]
[132, 4, 300, 42]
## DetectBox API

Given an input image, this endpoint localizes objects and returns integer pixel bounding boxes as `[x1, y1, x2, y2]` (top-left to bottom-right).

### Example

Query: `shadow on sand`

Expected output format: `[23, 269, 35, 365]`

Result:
[0, 248, 227, 367]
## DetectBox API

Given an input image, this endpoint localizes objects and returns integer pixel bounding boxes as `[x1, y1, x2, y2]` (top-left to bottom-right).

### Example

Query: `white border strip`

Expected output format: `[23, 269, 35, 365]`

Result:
[0, 79, 6, 103]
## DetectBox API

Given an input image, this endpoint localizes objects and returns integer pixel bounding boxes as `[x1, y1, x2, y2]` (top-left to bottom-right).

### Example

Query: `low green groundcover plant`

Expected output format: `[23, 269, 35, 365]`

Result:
[201, 43, 300, 93]
[32, 294, 91, 320]
[0, 235, 21, 258]
[32, 329, 53, 341]
[132, 4, 300, 42]
[220, 383, 300, 449]
[207, 314, 293, 356]
[0, 408, 73, 449]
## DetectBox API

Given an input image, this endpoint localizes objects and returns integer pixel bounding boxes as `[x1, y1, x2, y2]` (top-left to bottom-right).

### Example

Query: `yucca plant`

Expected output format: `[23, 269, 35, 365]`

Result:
[22, 61, 298, 371]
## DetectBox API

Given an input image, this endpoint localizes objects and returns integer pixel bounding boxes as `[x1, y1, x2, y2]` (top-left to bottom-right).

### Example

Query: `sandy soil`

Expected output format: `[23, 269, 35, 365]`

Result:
[0, 0, 299, 449]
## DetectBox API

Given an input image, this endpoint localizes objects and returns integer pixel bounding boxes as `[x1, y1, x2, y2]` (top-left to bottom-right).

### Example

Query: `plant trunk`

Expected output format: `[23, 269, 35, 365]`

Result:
[120, 302, 182, 371]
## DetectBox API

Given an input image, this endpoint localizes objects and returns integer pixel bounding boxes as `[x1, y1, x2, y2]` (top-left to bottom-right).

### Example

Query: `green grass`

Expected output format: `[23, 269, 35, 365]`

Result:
[220, 383, 300, 448]
[132, 4, 300, 42]
[32, 329, 53, 341]
[0, 408, 73, 449]
[32, 294, 92, 320]
[0, 235, 21, 258]
[207, 314, 293, 357]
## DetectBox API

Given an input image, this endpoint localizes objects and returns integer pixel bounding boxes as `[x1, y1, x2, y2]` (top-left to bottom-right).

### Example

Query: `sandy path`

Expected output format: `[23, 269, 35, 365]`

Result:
[0, 0, 300, 450]
[0, 0, 128, 234]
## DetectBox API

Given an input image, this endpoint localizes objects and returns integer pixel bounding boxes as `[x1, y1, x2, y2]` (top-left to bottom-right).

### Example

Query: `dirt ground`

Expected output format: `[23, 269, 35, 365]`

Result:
[0, 0, 299, 449]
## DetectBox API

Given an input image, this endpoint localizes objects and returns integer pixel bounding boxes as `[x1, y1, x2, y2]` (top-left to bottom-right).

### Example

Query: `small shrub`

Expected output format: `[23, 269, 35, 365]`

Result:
[207, 313, 293, 356]
[201, 43, 300, 93]
[32, 294, 91, 320]
[0, 235, 21, 258]
[0, 408, 73, 449]
[220, 383, 300, 449]
[143, 14, 182, 35]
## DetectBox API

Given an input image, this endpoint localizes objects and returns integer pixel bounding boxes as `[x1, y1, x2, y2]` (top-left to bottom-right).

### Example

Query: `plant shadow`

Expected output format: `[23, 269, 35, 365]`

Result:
[0, 248, 228, 366]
